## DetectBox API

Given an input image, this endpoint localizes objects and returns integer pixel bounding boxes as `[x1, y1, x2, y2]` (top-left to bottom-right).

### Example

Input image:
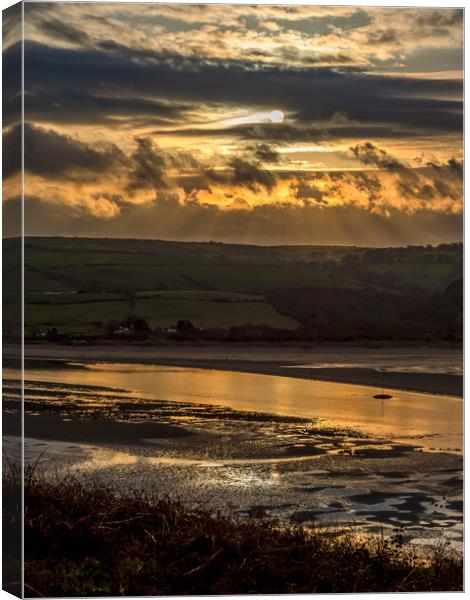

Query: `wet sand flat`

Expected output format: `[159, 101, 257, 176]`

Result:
[4, 412, 192, 445]
[4, 347, 463, 548]
[20, 433, 461, 540]
[3, 369, 463, 547]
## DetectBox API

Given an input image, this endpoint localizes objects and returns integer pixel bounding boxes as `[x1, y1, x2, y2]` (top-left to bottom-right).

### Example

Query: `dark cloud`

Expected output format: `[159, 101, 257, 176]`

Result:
[366, 28, 398, 45]
[126, 137, 167, 191]
[228, 158, 275, 191]
[291, 179, 327, 204]
[432, 178, 455, 200]
[2, 37, 22, 127]
[21, 41, 462, 137]
[294, 93, 462, 134]
[426, 160, 463, 201]
[3, 122, 124, 179]
[444, 158, 463, 177]
[368, 10, 462, 47]
[273, 10, 372, 36]
[156, 122, 421, 143]
[202, 155, 277, 192]
[2, 1, 21, 48]
[2, 125, 21, 182]
[277, 46, 357, 66]
[370, 10, 462, 51]
[351, 142, 463, 204]
[350, 142, 402, 170]
[250, 143, 280, 163]
[166, 149, 202, 170]
[24, 89, 190, 127]
[351, 172, 382, 203]
[8, 6, 461, 247]
[3, 121, 280, 197]
[414, 9, 462, 29]
[37, 18, 91, 46]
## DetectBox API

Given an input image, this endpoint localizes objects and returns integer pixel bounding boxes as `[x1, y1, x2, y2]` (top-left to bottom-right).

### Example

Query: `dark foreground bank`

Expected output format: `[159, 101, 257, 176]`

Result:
[4, 471, 463, 596]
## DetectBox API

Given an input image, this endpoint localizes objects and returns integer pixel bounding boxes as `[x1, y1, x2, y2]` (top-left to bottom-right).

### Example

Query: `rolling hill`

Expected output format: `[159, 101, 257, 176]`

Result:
[2, 237, 462, 340]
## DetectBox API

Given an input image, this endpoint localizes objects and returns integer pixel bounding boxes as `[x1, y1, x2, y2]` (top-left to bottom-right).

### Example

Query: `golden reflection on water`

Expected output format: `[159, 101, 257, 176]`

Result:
[12, 362, 463, 448]
[32, 366, 463, 427]
[63, 445, 286, 491]
[10, 361, 462, 546]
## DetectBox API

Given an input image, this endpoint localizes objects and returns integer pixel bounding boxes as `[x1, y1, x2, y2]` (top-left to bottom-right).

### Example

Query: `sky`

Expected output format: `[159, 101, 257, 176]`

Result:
[2, 2, 464, 245]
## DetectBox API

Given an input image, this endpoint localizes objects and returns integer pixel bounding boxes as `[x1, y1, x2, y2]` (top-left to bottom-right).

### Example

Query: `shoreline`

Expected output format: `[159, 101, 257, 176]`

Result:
[8, 342, 464, 397]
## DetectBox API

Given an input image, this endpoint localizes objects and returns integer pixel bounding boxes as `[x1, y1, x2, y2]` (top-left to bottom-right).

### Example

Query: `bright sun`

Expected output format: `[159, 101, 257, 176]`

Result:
[269, 110, 284, 123]
[217, 109, 285, 128]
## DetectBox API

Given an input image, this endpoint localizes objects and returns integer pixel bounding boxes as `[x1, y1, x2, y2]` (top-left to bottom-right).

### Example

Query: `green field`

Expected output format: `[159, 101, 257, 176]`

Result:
[20, 254, 358, 295]
[3, 237, 460, 295]
[14, 239, 369, 295]
[3, 237, 462, 338]
[15, 290, 299, 335]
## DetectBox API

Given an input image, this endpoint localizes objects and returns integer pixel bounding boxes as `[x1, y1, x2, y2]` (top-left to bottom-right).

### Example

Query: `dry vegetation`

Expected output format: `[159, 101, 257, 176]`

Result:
[3, 465, 463, 596]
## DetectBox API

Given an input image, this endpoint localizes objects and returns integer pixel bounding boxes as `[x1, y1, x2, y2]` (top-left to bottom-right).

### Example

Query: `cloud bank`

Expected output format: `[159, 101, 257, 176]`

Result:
[1, 3, 463, 245]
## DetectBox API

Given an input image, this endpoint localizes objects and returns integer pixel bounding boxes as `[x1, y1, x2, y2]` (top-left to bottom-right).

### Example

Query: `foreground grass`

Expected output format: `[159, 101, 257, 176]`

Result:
[4, 472, 463, 596]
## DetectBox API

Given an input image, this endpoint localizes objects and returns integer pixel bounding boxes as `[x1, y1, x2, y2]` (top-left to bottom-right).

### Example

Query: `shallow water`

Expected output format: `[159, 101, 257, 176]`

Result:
[11, 362, 463, 452]
[3, 361, 463, 547]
